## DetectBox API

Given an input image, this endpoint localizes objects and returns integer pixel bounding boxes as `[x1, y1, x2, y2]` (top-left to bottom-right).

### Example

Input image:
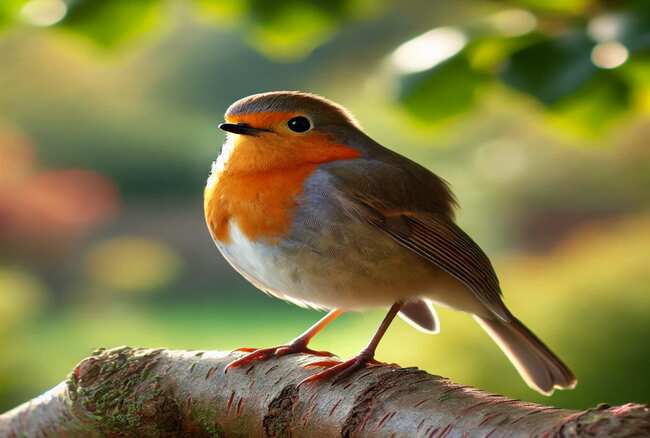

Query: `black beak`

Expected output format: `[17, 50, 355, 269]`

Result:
[218, 123, 266, 136]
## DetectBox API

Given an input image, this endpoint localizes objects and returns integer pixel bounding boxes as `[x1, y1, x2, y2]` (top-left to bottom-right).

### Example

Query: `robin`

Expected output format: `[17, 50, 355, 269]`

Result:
[204, 91, 576, 395]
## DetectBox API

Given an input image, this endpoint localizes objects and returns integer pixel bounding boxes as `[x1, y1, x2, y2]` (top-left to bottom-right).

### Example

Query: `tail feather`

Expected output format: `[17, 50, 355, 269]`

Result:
[474, 315, 576, 395]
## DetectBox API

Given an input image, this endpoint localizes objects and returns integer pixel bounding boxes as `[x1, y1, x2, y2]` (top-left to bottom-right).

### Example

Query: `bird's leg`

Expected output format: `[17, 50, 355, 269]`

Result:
[225, 309, 342, 371]
[299, 302, 403, 386]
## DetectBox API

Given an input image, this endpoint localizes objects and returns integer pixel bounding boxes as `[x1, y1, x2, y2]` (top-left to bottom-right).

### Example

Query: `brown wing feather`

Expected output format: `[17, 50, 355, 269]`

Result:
[398, 215, 508, 321]
[340, 193, 510, 322]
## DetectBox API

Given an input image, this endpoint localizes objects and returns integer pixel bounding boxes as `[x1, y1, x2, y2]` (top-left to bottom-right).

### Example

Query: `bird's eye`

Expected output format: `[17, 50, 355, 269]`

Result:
[287, 116, 311, 133]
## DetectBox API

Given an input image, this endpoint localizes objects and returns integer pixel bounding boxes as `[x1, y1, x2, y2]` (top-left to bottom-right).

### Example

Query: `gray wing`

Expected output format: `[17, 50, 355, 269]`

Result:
[325, 159, 509, 322]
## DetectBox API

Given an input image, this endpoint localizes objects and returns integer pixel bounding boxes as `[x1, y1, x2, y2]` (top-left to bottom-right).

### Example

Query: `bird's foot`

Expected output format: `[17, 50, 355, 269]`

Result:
[225, 340, 334, 372]
[299, 349, 384, 387]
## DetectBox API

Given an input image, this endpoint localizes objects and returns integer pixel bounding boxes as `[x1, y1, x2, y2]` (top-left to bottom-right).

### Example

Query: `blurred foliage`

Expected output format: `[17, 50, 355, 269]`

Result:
[394, 1, 650, 131]
[1, 0, 649, 417]
[2, 0, 378, 57]
[197, 0, 379, 59]
[502, 32, 596, 106]
[398, 55, 485, 123]
[1, 0, 649, 133]
[60, 0, 163, 48]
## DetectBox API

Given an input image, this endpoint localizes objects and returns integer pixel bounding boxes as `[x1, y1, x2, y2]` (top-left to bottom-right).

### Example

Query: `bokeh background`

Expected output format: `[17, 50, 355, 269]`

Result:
[1, 0, 649, 413]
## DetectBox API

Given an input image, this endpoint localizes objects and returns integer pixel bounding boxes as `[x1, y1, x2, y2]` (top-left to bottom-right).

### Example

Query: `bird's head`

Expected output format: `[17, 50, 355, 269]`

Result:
[216, 91, 363, 173]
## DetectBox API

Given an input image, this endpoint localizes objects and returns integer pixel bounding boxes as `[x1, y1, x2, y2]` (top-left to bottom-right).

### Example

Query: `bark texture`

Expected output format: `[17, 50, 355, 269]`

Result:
[0, 346, 648, 437]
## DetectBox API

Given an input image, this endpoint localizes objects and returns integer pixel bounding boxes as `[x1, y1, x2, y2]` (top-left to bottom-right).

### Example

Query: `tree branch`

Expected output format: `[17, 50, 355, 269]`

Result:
[1, 347, 648, 437]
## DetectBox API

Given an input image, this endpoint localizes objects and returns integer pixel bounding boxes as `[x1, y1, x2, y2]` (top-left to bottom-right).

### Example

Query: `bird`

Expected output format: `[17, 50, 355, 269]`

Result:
[204, 91, 576, 395]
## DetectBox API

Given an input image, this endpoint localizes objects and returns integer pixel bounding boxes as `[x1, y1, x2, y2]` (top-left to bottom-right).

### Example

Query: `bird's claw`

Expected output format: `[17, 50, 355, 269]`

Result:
[225, 342, 335, 372]
[233, 347, 259, 353]
[298, 351, 384, 387]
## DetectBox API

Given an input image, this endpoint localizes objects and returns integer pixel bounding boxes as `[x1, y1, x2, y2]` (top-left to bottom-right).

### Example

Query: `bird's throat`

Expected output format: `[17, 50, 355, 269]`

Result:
[204, 133, 360, 243]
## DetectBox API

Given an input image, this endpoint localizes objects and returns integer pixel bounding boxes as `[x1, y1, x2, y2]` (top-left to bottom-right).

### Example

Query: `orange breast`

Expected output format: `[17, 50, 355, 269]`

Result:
[204, 128, 360, 243]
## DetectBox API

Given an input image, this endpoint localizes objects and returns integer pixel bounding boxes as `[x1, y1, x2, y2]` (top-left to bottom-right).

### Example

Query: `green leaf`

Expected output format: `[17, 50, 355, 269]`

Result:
[502, 31, 596, 105]
[615, 57, 650, 113]
[247, 1, 339, 60]
[198, 0, 368, 60]
[59, 0, 163, 49]
[549, 71, 631, 135]
[397, 54, 484, 123]
[195, 0, 247, 23]
[243, 0, 364, 60]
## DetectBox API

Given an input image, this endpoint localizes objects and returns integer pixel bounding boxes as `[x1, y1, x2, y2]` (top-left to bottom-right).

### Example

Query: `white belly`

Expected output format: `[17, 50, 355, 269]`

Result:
[216, 221, 328, 309]
[214, 220, 464, 311]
